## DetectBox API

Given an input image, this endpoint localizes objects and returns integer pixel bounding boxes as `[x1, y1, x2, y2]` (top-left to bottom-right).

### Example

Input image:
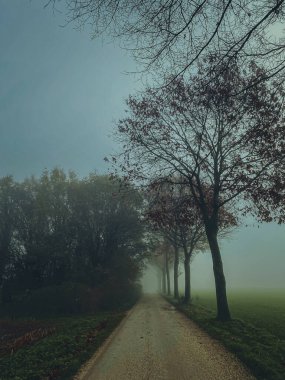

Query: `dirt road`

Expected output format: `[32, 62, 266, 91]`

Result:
[76, 295, 255, 380]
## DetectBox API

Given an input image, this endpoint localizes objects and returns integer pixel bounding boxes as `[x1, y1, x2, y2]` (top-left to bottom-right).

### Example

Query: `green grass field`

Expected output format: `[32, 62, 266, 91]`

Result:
[192, 289, 285, 339]
[170, 289, 285, 380]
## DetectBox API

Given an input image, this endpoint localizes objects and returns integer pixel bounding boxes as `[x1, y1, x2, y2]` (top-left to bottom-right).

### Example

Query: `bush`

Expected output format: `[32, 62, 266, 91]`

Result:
[0, 281, 142, 318]
[0, 282, 102, 318]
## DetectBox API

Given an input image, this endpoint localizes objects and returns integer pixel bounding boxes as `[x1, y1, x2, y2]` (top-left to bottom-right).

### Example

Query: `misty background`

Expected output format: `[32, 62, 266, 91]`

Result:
[1, 0, 284, 291]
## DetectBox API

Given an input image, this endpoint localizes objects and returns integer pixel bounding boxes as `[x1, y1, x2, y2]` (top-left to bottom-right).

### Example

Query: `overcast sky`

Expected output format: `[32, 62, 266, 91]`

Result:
[0, 0, 139, 179]
[1, 0, 284, 290]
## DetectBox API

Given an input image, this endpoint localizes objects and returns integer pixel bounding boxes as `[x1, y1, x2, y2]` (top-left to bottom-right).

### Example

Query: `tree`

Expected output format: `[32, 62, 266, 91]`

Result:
[161, 240, 172, 296]
[60, 173, 146, 288]
[145, 183, 179, 298]
[13, 169, 72, 288]
[148, 238, 173, 297]
[115, 58, 284, 320]
[145, 179, 207, 302]
[49, 1, 285, 86]
[0, 177, 17, 296]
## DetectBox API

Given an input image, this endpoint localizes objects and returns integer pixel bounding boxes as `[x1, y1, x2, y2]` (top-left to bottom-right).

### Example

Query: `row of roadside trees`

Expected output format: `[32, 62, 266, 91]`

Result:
[145, 179, 236, 304]
[113, 59, 285, 321]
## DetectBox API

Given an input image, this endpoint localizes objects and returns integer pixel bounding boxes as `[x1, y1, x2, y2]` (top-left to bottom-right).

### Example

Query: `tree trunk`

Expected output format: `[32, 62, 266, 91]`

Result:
[162, 266, 166, 294]
[173, 245, 179, 299]
[206, 227, 231, 321]
[183, 257, 191, 303]
[165, 249, 171, 296]
[157, 268, 162, 293]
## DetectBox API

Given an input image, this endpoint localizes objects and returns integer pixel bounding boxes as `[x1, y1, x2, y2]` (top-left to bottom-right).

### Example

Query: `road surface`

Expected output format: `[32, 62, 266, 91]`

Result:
[75, 295, 255, 380]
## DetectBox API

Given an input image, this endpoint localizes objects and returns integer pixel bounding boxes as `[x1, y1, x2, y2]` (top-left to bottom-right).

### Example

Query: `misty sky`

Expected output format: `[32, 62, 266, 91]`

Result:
[142, 220, 285, 292]
[1, 1, 284, 290]
[0, 0, 139, 179]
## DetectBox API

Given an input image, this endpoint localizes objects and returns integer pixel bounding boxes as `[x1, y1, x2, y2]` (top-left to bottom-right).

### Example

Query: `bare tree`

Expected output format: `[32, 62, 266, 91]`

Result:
[48, 1, 285, 86]
[114, 58, 285, 320]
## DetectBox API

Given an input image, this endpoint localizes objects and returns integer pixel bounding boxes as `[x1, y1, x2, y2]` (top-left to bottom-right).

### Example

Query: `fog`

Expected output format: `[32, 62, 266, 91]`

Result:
[141, 219, 285, 294]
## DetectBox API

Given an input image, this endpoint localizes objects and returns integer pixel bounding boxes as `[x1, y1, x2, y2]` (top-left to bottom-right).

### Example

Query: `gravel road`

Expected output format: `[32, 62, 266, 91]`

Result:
[75, 295, 255, 380]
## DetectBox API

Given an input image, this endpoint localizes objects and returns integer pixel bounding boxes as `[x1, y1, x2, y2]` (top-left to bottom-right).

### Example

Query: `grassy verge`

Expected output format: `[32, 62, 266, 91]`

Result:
[166, 296, 285, 380]
[0, 311, 126, 380]
[191, 290, 285, 339]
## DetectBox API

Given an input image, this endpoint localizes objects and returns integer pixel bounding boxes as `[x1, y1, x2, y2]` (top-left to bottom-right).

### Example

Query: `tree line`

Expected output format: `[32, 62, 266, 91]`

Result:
[0, 169, 146, 314]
